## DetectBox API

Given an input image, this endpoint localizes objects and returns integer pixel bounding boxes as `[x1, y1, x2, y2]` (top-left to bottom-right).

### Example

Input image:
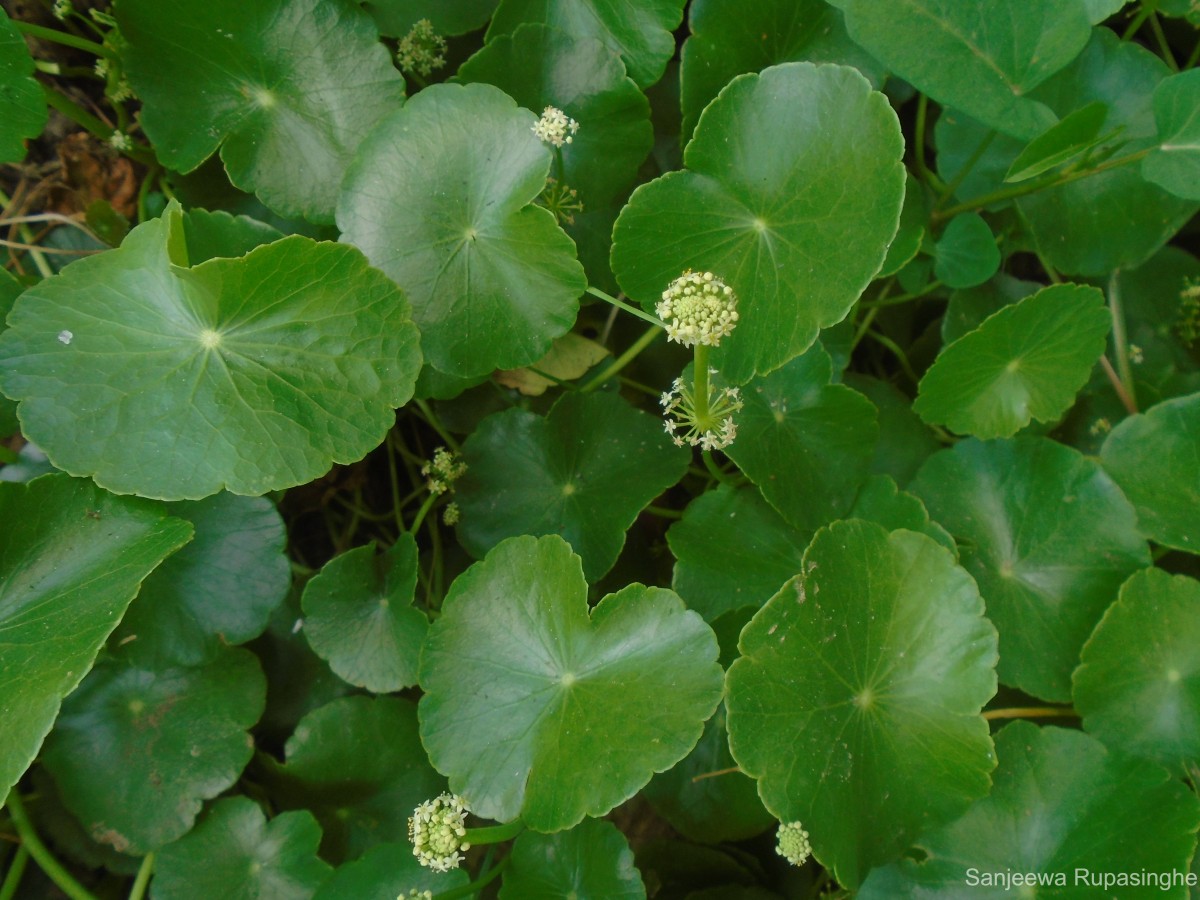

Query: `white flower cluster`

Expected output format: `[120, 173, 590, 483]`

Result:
[109, 130, 132, 152]
[396, 19, 447, 78]
[422, 447, 466, 496]
[397, 891, 432, 900]
[408, 793, 471, 872]
[532, 106, 579, 148]
[661, 371, 742, 451]
[656, 270, 738, 348]
[776, 821, 812, 867]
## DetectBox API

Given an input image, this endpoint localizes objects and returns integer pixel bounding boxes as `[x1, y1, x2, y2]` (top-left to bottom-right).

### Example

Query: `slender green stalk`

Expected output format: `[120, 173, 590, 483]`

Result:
[1185, 34, 1200, 69]
[936, 129, 996, 208]
[1122, 3, 1154, 40]
[41, 86, 154, 165]
[408, 492, 438, 535]
[851, 306, 879, 354]
[863, 329, 920, 386]
[691, 344, 711, 423]
[3, 792, 98, 900]
[1147, 11, 1179, 71]
[584, 286, 664, 328]
[464, 819, 525, 845]
[0, 187, 54, 278]
[433, 854, 511, 899]
[912, 94, 946, 191]
[982, 706, 1076, 721]
[701, 450, 740, 486]
[933, 148, 1151, 221]
[13, 20, 111, 57]
[127, 852, 155, 900]
[1106, 270, 1138, 412]
[644, 504, 682, 519]
[413, 398, 460, 453]
[0, 846, 29, 900]
[581, 324, 661, 392]
[858, 280, 943, 310]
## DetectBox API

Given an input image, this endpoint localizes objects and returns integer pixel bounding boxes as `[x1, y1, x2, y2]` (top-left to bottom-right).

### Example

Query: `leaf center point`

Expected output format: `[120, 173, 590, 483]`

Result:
[199, 328, 223, 350]
[560, 672, 577, 688]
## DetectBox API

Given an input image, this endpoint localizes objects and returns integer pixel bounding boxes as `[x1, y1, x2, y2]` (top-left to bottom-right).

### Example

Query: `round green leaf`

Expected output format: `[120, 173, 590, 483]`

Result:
[338, 82, 585, 378]
[0, 475, 192, 802]
[312, 841, 468, 900]
[726, 520, 998, 889]
[0, 8, 46, 164]
[113, 493, 290, 667]
[419, 535, 724, 831]
[611, 62, 905, 384]
[486, 0, 685, 89]
[849, 474, 955, 552]
[642, 707, 773, 845]
[41, 647, 266, 855]
[911, 438, 1150, 701]
[180, 209, 284, 264]
[1017, 29, 1199, 276]
[859, 722, 1200, 898]
[456, 391, 688, 581]
[263, 696, 443, 863]
[668, 484, 810, 622]
[940, 274, 1039, 345]
[842, 374, 941, 486]
[828, 0, 1090, 139]
[932, 213, 999, 289]
[679, 0, 883, 141]
[300, 534, 427, 693]
[362, 0, 498, 36]
[0, 204, 421, 500]
[117, 0, 405, 222]
[456, 24, 653, 209]
[153, 797, 331, 900]
[914, 283, 1111, 439]
[1101, 393, 1200, 553]
[1143, 68, 1200, 200]
[499, 818, 646, 899]
[1075, 568, 1200, 774]
[724, 345, 878, 531]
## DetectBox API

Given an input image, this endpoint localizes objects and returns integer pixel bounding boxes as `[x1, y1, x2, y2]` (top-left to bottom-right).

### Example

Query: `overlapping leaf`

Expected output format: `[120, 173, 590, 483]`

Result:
[41, 647, 266, 854]
[499, 819, 646, 899]
[1143, 68, 1200, 201]
[363, 0, 498, 36]
[455, 391, 688, 580]
[1075, 568, 1200, 773]
[0, 204, 422, 500]
[827, 0, 1091, 139]
[932, 214, 999, 289]
[117, 0, 405, 221]
[419, 535, 724, 831]
[1100, 393, 1200, 553]
[611, 62, 905, 383]
[338, 82, 585, 378]
[726, 520, 998, 889]
[914, 283, 1110, 438]
[0, 475, 192, 802]
[153, 797, 331, 900]
[312, 841, 468, 900]
[860, 723, 1200, 897]
[912, 438, 1150, 701]
[486, 0, 686, 88]
[300, 535, 427, 693]
[0, 7, 45, 163]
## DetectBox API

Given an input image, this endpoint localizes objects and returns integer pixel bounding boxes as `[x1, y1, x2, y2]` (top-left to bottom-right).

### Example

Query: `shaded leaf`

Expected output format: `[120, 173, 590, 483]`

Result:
[0, 475, 192, 802]
[0, 7, 46, 163]
[726, 520, 998, 889]
[419, 535, 724, 831]
[499, 819, 646, 899]
[494, 333, 609, 396]
[1144, 68, 1200, 200]
[911, 438, 1150, 701]
[312, 841, 468, 900]
[611, 62, 905, 384]
[363, 0, 498, 36]
[932, 213, 999, 289]
[1005, 101, 1109, 182]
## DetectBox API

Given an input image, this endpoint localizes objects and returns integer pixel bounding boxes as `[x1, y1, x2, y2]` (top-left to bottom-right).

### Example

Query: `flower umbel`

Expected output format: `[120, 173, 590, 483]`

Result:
[396, 19, 447, 78]
[1176, 278, 1200, 347]
[532, 106, 579, 147]
[656, 270, 738, 348]
[775, 821, 812, 867]
[661, 370, 742, 451]
[409, 793, 471, 872]
[398, 892, 433, 900]
[422, 447, 467, 496]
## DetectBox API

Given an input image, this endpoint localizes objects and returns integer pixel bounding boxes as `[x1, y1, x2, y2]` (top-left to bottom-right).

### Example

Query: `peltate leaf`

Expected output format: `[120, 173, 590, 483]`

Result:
[117, 0, 405, 222]
[152, 797, 331, 900]
[0, 203, 421, 500]
[486, 0, 686, 88]
[911, 438, 1150, 701]
[1075, 568, 1200, 774]
[859, 722, 1200, 898]
[338, 82, 586, 378]
[914, 283, 1111, 439]
[41, 647, 266, 854]
[0, 475, 192, 801]
[611, 62, 905, 384]
[455, 391, 688, 581]
[827, 0, 1091, 139]
[1100, 393, 1200, 553]
[0, 7, 46, 164]
[726, 519, 998, 889]
[499, 819, 646, 899]
[300, 535, 427, 693]
[418, 535, 724, 831]
[932, 213, 1000, 289]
